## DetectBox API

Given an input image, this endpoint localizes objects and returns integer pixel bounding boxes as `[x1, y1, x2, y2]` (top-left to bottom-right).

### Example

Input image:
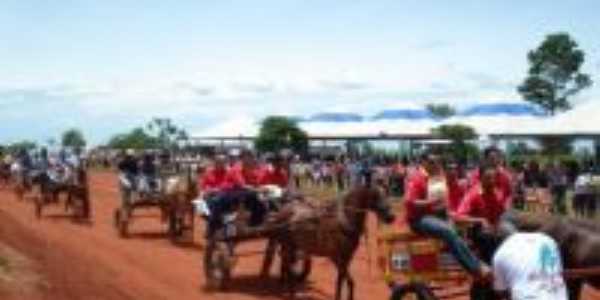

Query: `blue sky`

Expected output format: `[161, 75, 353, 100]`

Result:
[1, 0, 600, 145]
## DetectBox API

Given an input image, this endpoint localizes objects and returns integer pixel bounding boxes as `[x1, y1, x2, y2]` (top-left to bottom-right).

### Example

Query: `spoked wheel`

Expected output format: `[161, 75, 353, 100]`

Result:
[204, 239, 233, 290]
[114, 209, 129, 238]
[389, 282, 437, 300]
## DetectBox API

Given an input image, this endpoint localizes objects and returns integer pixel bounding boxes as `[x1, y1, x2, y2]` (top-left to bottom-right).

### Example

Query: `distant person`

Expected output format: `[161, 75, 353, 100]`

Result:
[548, 162, 568, 215]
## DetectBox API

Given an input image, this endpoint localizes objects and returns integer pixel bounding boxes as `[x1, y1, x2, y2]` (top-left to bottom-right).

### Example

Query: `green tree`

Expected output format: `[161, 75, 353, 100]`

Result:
[108, 128, 160, 150]
[146, 117, 188, 149]
[255, 116, 308, 154]
[518, 33, 592, 116]
[426, 103, 456, 119]
[538, 136, 573, 155]
[7, 140, 37, 153]
[61, 128, 86, 149]
[431, 124, 478, 163]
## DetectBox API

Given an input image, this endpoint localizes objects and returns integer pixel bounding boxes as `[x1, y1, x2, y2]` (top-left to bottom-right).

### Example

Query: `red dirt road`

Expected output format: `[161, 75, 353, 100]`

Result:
[0, 171, 599, 300]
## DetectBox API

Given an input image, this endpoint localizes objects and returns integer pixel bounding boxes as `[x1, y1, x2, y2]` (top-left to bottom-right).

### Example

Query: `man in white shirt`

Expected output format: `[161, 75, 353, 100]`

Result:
[493, 232, 567, 300]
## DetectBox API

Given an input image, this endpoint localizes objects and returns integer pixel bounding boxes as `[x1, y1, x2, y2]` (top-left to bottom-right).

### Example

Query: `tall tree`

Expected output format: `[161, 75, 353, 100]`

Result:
[108, 128, 160, 150]
[61, 128, 86, 149]
[431, 124, 478, 164]
[7, 140, 37, 153]
[146, 117, 188, 149]
[426, 103, 456, 119]
[255, 116, 308, 154]
[518, 33, 592, 115]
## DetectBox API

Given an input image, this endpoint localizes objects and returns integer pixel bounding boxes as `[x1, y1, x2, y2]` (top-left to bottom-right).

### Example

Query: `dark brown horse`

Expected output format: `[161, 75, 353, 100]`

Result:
[512, 212, 600, 300]
[277, 186, 395, 300]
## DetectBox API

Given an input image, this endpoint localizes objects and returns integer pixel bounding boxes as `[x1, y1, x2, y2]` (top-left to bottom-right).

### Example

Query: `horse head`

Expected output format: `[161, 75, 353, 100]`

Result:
[351, 186, 395, 224]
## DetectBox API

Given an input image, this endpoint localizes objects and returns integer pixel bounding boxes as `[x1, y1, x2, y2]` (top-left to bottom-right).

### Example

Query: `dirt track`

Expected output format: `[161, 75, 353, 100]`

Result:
[0, 171, 599, 300]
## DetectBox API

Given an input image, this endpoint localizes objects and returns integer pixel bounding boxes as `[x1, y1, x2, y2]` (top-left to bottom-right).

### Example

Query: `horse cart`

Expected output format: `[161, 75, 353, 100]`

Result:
[203, 186, 312, 290]
[33, 166, 91, 220]
[113, 164, 198, 242]
[377, 225, 472, 300]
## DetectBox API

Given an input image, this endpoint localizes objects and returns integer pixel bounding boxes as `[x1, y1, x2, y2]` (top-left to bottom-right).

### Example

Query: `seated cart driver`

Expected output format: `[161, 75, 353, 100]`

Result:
[204, 150, 267, 238]
[260, 154, 291, 209]
[456, 164, 510, 262]
[139, 152, 158, 195]
[195, 154, 230, 217]
[404, 152, 491, 282]
[117, 149, 139, 210]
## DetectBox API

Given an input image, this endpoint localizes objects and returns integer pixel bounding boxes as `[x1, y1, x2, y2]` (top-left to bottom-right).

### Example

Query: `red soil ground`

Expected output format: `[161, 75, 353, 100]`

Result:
[0, 170, 598, 300]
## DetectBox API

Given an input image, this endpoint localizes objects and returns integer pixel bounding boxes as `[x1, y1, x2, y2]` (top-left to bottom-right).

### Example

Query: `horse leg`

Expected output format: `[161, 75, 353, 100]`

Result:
[335, 268, 348, 300]
[566, 279, 583, 300]
[260, 238, 277, 279]
[347, 272, 354, 300]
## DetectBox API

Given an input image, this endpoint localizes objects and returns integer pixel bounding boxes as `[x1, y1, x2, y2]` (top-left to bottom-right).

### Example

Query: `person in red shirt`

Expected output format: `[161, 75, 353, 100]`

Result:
[446, 162, 467, 217]
[405, 152, 490, 281]
[199, 154, 230, 195]
[261, 155, 289, 188]
[224, 150, 265, 189]
[457, 165, 508, 231]
[456, 163, 513, 269]
[468, 147, 513, 206]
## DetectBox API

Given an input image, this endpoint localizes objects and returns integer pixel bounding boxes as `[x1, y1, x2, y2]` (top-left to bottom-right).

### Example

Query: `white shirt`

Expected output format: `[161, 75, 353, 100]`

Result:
[574, 174, 591, 195]
[493, 233, 567, 300]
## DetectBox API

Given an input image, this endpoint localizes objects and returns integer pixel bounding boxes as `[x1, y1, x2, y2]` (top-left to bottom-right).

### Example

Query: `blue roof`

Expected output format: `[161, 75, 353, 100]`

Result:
[371, 109, 434, 121]
[460, 103, 544, 117]
[306, 112, 364, 122]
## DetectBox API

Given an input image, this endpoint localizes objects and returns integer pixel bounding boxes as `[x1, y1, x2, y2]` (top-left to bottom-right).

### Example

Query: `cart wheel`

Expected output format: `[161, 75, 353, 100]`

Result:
[204, 240, 232, 290]
[390, 282, 437, 300]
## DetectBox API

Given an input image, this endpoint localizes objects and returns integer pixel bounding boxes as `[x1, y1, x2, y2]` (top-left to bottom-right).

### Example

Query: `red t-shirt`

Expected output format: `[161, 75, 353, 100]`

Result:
[199, 167, 229, 192]
[261, 167, 289, 188]
[447, 180, 466, 214]
[468, 167, 513, 204]
[404, 168, 433, 223]
[457, 186, 507, 225]
[225, 163, 265, 188]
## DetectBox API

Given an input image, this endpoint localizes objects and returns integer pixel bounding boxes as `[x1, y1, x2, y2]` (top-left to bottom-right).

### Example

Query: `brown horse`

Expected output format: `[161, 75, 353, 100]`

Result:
[277, 186, 395, 300]
[512, 212, 600, 300]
